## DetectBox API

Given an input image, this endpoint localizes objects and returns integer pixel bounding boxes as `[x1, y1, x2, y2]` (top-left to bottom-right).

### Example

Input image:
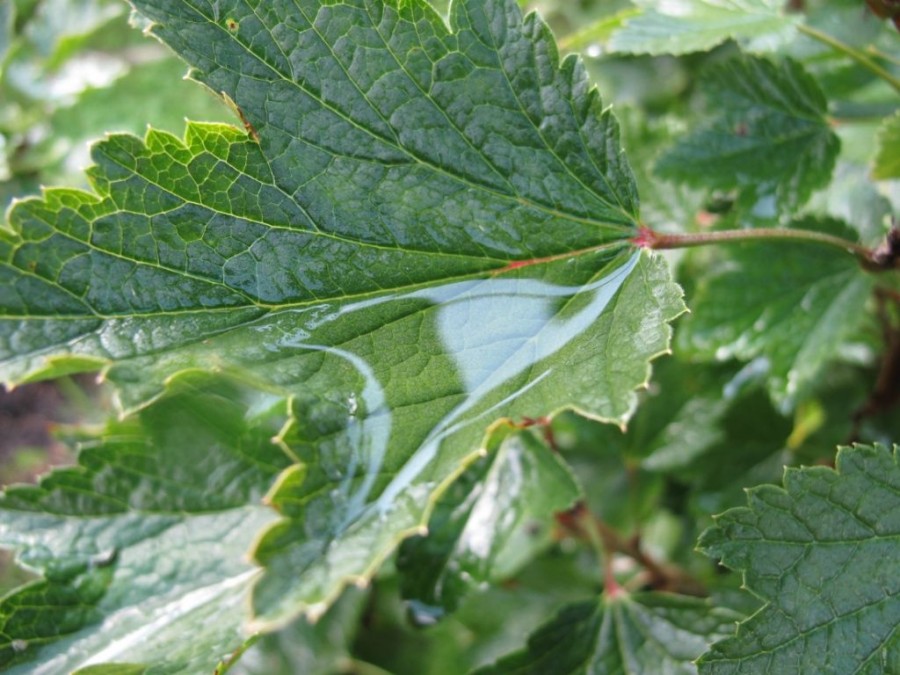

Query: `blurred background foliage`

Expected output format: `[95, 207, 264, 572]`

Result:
[1, 0, 898, 672]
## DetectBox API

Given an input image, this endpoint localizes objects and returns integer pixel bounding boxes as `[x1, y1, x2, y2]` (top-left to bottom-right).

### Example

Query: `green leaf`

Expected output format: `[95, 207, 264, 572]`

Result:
[397, 427, 582, 623]
[22, 0, 124, 68]
[698, 444, 900, 674]
[351, 546, 606, 673]
[0, 375, 291, 673]
[552, 411, 665, 535]
[474, 592, 742, 674]
[656, 55, 840, 212]
[617, 107, 706, 235]
[0, 0, 685, 641]
[675, 217, 873, 411]
[245, 249, 682, 630]
[807, 162, 895, 245]
[609, 0, 797, 56]
[232, 586, 368, 675]
[74, 665, 147, 675]
[557, 8, 641, 54]
[873, 111, 900, 180]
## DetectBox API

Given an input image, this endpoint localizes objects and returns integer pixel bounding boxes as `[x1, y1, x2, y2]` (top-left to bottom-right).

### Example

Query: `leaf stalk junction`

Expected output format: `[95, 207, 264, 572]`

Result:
[633, 223, 900, 272]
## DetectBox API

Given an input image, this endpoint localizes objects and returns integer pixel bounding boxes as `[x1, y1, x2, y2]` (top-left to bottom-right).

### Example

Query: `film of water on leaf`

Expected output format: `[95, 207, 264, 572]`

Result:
[254, 251, 637, 531]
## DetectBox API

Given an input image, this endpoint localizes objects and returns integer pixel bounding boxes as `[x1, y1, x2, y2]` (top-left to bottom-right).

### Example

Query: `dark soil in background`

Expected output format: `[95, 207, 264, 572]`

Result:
[0, 380, 76, 485]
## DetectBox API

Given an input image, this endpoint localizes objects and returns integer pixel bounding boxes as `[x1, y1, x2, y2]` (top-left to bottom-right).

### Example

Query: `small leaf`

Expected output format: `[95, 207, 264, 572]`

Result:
[656, 54, 839, 211]
[552, 411, 665, 535]
[873, 111, 900, 180]
[397, 427, 582, 623]
[0, 376, 291, 673]
[609, 0, 797, 56]
[698, 444, 900, 674]
[232, 586, 368, 675]
[676, 217, 873, 411]
[474, 592, 742, 674]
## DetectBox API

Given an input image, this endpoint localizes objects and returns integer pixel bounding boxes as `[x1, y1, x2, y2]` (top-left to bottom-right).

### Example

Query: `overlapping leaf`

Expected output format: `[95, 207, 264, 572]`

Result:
[474, 592, 742, 674]
[676, 218, 873, 411]
[0, 376, 291, 673]
[698, 444, 900, 673]
[397, 427, 581, 623]
[0, 0, 685, 645]
[233, 587, 368, 675]
[246, 249, 683, 629]
[656, 54, 839, 212]
[609, 0, 798, 56]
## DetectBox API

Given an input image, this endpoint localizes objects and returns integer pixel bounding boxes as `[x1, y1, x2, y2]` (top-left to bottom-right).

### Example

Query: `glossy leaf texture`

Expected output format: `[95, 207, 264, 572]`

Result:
[698, 444, 900, 674]
[656, 54, 839, 212]
[397, 426, 582, 624]
[245, 248, 684, 630]
[474, 593, 742, 674]
[0, 375, 292, 673]
[873, 111, 900, 180]
[675, 218, 873, 411]
[0, 0, 686, 638]
[608, 0, 797, 56]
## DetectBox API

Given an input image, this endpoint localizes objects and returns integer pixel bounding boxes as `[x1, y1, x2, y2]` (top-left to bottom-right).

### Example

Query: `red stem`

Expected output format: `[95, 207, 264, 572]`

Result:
[634, 225, 898, 271]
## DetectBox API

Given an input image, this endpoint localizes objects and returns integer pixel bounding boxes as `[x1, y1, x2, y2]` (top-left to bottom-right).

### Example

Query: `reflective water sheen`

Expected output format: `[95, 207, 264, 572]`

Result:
[253, 249, 638, 530]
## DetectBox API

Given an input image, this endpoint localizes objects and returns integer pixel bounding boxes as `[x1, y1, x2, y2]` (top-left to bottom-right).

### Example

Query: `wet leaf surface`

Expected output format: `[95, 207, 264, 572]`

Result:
[0, 0, 685, 662]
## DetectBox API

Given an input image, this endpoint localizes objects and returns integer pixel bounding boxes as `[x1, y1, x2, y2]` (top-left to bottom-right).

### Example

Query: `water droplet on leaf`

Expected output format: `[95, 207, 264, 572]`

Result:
[406, 600, 445, 627]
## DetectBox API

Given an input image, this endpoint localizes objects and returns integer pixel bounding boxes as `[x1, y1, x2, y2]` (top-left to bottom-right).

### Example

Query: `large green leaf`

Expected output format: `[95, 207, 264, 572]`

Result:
[608, 0, 797, 56]
[474, 592, 742, 674]
[675, 218, 873, 411]
[698, 444, 900, 674]
[656, 54, 839, 212]
[0, 0, 685, 644]
[0, 375, 292, 673]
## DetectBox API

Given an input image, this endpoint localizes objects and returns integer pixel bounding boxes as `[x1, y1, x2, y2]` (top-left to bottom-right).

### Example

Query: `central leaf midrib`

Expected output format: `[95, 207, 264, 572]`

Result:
[683, 125, 828, 164]
[64, 127, 632, 313]
[10, 130, 636, 320]
[4, 240, 632, 322]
